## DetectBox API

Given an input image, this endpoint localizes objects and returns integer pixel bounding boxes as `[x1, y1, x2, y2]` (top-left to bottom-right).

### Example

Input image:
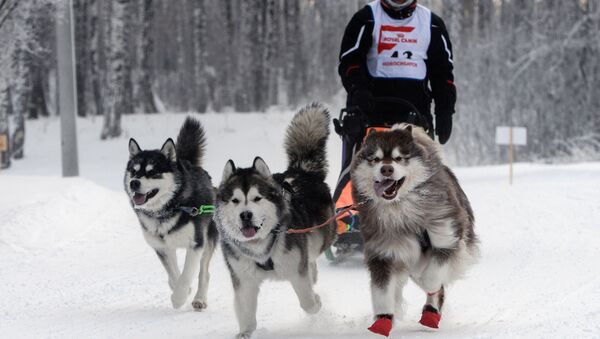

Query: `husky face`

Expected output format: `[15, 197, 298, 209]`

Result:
[216, 157, 286, 243]
[353, 126, 429, 203]
[124, 138, 179, 212]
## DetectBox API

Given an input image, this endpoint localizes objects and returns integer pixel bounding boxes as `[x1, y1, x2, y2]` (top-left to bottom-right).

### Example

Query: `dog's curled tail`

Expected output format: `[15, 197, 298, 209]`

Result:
[285, 102, 330, 178]
[176, 117, 207, 167]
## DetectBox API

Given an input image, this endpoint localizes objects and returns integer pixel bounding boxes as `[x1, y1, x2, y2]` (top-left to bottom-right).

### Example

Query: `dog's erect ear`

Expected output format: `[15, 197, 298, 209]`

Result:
[221, 160, 236, 184]
[160, 138, 177, 162]
[363, 130, 378, 146]
[403, 125, 414, 142]
[252, 157, 271, 178]
[392, 125, 413, 143]
[129, 138, 141, 159]
[404, 125, 414, 142]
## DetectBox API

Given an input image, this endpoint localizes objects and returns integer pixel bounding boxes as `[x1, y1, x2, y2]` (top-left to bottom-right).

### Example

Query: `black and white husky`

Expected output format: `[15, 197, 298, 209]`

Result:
[124, 117, 218, 311]
[215, 104, 337, 338]
[351, 124, 479, 336]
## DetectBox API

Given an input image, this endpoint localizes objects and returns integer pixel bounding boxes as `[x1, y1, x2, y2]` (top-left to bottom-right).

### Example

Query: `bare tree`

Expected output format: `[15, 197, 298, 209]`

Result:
[0, 85, 12, 168]
[2, 0, 599, 164]
[133, 0, 158, 113]
[101, 0, 131, 139]
[192, 0, 208, 113]
[10, 1, 36, 159]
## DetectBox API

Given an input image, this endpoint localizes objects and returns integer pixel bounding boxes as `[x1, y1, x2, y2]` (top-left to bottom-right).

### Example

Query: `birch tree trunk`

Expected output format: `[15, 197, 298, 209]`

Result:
[134, 0, 157, 114]
[259, 0, 276, 110]
[88, 0, 102, 116]
[234, 1, 252, 111]
[192, 0, 208, 113]
[11, 9, 32, 159]
[101, 0, 130, 139]
[74, 0, 88, 117]
[0, 85, 12, 168]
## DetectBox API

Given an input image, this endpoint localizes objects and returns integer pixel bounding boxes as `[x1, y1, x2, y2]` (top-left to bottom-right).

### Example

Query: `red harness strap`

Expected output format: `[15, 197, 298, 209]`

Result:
[427, 289, 442, 296]
[286, 204, 357, 234]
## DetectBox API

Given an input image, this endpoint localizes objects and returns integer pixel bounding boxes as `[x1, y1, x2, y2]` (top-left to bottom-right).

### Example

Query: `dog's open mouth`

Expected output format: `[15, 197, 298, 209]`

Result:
[132, 189, 159, 205]
[374, 178, 406, 200]
[240, 226, 260, 238]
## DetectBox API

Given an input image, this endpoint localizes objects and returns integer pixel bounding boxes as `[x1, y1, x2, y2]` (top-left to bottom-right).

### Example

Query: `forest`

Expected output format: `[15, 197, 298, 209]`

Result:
[0, 0, 599, 165]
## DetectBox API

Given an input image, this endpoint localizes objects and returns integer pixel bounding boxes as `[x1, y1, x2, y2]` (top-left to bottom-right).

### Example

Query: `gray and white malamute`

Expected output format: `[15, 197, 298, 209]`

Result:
[124, 117, 218, 310]
[351, 124, 479, 336]
[215, 104, 337, 338]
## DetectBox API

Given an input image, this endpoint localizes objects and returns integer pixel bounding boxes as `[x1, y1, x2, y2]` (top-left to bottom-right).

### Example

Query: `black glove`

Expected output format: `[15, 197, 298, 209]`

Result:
[350, 88, 373, 115]
[342, 110, 367, 139]
[435, 114, 453, 144]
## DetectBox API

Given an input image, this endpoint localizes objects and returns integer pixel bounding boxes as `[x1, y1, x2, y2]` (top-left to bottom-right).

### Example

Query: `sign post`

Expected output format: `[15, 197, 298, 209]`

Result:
[0, 111, 9, 169]
[495, 126, 527, 185]
[0, 133, 8, 169]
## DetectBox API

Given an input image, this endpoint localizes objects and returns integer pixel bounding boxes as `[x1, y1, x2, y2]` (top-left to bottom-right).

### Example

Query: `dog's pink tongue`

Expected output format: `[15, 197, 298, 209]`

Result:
[241, 227, 257, 238]
[133, 193, 147, 205]
[374, 179, 396, 197]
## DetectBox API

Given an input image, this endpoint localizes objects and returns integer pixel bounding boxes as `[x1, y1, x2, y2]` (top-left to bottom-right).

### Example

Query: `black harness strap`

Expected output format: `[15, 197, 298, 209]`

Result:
[254, 225, 285, 271]
[419, 229, 432, 253]
[255, 258, 275, 271]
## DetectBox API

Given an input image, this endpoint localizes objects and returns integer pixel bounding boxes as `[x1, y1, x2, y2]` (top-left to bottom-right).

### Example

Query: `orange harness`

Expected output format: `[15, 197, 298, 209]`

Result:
[286, 204, 357, 234]
[335, 126, 392, 234]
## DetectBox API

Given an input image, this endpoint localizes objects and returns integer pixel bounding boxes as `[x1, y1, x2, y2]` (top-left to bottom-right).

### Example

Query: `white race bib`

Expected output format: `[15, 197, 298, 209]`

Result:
[366, 1, 431, 80]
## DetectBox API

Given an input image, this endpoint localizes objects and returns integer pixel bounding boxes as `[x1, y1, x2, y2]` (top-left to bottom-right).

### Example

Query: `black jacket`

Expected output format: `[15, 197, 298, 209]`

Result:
[339, 4, 456, 128]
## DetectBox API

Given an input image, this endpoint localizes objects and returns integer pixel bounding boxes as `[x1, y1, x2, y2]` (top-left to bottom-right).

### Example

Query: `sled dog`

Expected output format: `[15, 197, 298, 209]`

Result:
[215, 103, 337, 338]
[351, 124, 479, 335]
[124, 117, 218, 310]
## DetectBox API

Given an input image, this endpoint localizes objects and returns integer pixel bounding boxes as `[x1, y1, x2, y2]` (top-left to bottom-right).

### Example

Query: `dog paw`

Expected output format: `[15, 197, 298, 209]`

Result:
[419, 310, 441, 329]
[236, 331, 253, 339]
[170, 285, 192, 309]
[302, 294, 322, 314]
[191, 299, 207, 311]
[368, 317, 393, 337]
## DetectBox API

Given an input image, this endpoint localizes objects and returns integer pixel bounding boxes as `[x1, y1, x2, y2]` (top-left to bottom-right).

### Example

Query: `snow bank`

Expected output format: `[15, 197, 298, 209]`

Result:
[1, 114, 600, 338]
[0, 176, 126, 252]
[3, 112, 335, 191]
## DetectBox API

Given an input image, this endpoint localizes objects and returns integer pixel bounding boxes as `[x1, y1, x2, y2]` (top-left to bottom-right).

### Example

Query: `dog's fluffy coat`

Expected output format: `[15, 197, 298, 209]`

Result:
[124, 117, 218, 310]
[351, 124, 479, 331]
[215, 103, 337, 338]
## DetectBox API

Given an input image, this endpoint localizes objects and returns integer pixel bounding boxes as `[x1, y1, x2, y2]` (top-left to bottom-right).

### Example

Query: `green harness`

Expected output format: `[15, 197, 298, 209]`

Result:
[178, 204, 215, 217]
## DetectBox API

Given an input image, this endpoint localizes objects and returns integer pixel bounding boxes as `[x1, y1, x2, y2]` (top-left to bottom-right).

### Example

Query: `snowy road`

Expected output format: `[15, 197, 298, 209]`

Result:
[1, 114, 599, 338]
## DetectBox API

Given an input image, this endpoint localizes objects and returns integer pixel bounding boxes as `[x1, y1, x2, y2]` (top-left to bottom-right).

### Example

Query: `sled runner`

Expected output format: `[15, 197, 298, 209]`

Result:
[327, 97, 431, 262]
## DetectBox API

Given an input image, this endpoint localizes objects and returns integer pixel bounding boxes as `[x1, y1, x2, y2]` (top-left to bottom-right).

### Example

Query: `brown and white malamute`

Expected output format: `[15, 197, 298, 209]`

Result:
[351, 124, 479, 336]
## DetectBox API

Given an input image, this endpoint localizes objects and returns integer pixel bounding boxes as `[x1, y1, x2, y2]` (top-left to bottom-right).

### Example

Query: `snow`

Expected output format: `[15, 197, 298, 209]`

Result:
[2, 113, 600, 338]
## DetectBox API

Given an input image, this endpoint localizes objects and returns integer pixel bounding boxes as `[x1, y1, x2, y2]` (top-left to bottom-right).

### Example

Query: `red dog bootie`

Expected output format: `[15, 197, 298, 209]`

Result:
[419, 310, 441, 329]
[368, 316, 393, 337]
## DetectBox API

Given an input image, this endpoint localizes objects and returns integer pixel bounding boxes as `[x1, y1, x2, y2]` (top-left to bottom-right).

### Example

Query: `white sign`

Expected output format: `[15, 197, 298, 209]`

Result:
[495, 126, 527, 146]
